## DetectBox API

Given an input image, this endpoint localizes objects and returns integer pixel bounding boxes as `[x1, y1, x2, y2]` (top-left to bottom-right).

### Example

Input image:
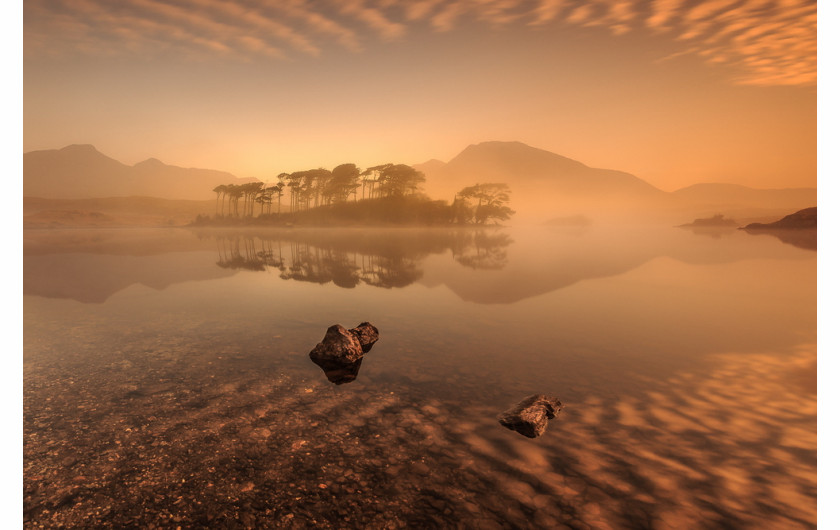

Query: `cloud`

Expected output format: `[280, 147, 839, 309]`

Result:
[530, 0, 567, 25]
[332, 0, 406, 40]
[24, 0, 816, 87]
[647, 0, 685, 31]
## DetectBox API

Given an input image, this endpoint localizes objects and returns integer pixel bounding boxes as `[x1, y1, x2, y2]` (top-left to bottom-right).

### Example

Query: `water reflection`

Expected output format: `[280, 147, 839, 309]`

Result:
[23, 225, 816, 528]
[23, 225, 815, 305]
[742, 227, 817, 251]
[210, 229, 511, 289]
[679, 226, 737, 240]
[310, 357, 364, 385]
[453, 231, 513, 270]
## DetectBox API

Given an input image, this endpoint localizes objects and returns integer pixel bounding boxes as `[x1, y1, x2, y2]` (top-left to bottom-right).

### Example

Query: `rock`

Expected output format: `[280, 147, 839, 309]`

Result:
[497, 394, 564, 438]
[350, 322, 379, 353]
[309, 325, 364, 365]
[308, 323, 379, 385]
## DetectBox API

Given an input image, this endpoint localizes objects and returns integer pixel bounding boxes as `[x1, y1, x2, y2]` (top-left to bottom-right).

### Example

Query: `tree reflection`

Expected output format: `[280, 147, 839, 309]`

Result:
[208, 229, 512, 289]
[216, 236, 284, 272]
[452, 231, 513, 270]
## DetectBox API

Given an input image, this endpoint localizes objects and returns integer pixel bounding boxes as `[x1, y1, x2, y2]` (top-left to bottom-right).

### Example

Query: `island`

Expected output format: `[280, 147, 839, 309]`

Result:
[740, 207, 816, 230]
[678, 213, 738, 228]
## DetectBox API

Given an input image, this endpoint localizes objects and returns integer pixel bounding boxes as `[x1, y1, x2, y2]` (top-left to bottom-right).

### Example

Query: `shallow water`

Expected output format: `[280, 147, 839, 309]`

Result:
[23, 225, 816, 528]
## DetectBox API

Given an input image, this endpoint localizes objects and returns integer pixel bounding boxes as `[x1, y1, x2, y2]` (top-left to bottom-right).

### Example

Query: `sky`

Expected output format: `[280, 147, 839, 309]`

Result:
[22, 0, 818, 191]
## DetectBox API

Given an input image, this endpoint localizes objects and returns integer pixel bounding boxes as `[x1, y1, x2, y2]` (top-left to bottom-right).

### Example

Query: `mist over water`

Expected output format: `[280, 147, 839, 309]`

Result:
[23, 225, 815, 528]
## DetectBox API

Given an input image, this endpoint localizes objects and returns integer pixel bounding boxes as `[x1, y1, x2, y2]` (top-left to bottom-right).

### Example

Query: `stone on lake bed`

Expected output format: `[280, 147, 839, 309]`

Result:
[309, 323, 379, 384]
[497, 394, 564, 438]
[310, 325, 365, 364]
[350, 322, 379, 353]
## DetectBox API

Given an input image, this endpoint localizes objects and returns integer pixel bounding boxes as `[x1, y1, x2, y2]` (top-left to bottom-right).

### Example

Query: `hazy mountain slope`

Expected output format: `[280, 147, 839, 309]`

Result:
[430, 141, 661, 194]
[672, 183, 816, 210]
[422, 141, 668, 220]
[23, 196, 216, 227]
[24, 144, 257, 200]
[412, 159, 446, 176]
[421, 141, 816, 223]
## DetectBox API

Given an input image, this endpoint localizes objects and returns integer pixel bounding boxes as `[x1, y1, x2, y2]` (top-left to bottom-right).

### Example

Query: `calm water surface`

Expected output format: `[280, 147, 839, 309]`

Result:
[23, 225, 816, 528]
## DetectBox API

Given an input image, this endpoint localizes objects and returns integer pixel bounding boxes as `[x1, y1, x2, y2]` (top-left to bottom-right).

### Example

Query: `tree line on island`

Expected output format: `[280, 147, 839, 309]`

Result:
[200, 162, 514, 226]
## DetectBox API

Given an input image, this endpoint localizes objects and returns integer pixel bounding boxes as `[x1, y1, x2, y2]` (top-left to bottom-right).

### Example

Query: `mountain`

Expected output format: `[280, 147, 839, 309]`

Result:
[412, 158, 446, 176]
[24, 144, 257, 200]
[672, 183, 816, 211]
[421, 141, 670, 221]
[420, 141, 816, 223]
[427, 141, 663, 195]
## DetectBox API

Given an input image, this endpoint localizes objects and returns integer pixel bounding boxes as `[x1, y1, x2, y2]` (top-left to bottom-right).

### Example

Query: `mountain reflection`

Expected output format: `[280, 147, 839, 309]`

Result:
[23, 225, 813, 305]
[210, 229, 511, 289]
[453, 231, 513, 270]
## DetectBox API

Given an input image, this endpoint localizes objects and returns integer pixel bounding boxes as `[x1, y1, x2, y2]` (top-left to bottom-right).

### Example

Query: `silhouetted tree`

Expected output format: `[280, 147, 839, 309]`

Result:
[260, 184, 282, 215]
[228, 184, 244, 217]
[361, 164, 391, 199]
[325, 163, 361, 203]
[455, 183, 515, 224]
[213, 185, 226, 216]
[308, 169, 332, 208]
[283, 172, 305, 212]
[378, 164, 425, 197]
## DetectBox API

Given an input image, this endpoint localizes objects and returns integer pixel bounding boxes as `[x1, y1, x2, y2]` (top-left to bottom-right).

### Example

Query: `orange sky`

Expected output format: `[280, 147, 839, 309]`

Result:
[23, 0, 817, 191]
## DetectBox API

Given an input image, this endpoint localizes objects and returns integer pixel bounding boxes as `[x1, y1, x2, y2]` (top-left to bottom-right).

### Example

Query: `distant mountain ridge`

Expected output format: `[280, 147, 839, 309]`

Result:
[672, 183, 816, 209]
[426, 141, 664, 196]
[24, 144, 258, 200]
[418, 141, 816, 222]
[24, 142, 817, 224]
[419, 141, 670, 221]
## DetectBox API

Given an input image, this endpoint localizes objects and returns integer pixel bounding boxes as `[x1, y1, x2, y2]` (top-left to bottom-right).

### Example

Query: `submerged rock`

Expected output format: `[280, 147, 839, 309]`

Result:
[498, 394, 564, 438]
[309, 323, 379, 384]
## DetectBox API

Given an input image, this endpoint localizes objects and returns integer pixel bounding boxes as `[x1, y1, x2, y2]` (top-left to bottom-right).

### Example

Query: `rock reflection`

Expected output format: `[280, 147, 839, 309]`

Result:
[310, 357, 364, 385]
[210, 229, 512, 289]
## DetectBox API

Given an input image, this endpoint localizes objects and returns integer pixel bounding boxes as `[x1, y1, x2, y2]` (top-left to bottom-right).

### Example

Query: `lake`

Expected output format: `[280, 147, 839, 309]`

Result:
[23, 224, 816, 528]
